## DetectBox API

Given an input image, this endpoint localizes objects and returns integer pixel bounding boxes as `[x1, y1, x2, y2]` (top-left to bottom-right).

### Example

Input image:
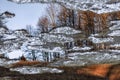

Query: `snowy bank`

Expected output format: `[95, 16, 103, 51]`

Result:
[10, 67, 63, 74]
[5, 50, 24, 59]
[50, 27, 81, 34]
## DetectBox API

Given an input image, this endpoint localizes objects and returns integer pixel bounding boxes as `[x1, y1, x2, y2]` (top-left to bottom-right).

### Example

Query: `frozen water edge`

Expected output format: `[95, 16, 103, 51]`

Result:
[10, 66, 63, 74]
[62, 51, 120, 66]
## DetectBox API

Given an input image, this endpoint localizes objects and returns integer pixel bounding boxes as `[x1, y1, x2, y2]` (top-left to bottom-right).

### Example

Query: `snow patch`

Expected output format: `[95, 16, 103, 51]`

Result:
[10, 67, 63, 74]
[2, 34, 17, 40]
[8, 0, 120, 14]
[108, 30, 120, 36]
[89, 36, 113, 43]
[5, 50, 24, 59]
[50, 27, 81, 34]
[72, 46, 92, 51]
[110, 44, 120, 47]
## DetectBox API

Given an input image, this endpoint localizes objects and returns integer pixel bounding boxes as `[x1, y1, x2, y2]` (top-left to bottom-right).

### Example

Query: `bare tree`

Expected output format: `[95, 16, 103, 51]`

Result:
[46, 3, 60, 28]
[58, 6, 76, 27]
[58, 6, 68, 26]
[26, 25, 33, 35]
[37, 16, 49, 33]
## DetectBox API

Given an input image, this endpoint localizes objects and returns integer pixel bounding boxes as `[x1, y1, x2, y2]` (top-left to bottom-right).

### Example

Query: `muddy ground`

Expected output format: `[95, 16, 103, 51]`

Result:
[0, 63, 120, 80]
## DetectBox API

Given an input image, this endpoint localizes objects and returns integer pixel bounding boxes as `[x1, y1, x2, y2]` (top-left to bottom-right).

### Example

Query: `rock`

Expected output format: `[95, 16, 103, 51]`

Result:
[0, 54, 4, 58]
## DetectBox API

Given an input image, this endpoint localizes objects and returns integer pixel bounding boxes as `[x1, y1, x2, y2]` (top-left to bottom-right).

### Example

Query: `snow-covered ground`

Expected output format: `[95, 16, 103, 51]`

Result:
[10, 66, 63, 74]
[108, 30, 120, 36]
[5, 50, 24, 59]
[0, 22, 120, 68]
[0, 58, 19, 68]
[89, 36, 113, 43]
[109, 21, 120, 30]
[50, 27, 81, 34]
[62, 51, 120, 66]
[8, 0, 120, 14]
[108, 20, 120, 36]
[72, 46, 92, 51]
[0, 27, 81, 61]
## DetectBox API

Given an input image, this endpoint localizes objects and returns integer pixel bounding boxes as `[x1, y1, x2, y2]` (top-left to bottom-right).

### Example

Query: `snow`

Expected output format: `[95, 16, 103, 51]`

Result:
[110, 44, 120, 47]
[5, 50, 24, 59]
[2, 34, 17, 40]
[108, 20, 120, 36]
[109, 21, 120, 30]
[68, 52, 98, 57]
[65, 51, 120, 66]
[72, 46, 92, 51]
[0, 58, 19, 67]
[42, 33, 74, 43]
[50, 27, 81, 34]
[108, 30, 120, 36]
[8, 0, 120, 14]
[0, 27, 8, 34]
[10, 67, 63, 74]
[63, 60, 88, 66]
[89, 36, 114, 43]
[108, 50, 120, 53]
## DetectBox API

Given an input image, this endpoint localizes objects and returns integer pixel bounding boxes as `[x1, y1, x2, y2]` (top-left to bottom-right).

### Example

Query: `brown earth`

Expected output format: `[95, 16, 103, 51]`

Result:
[0, 63, 120, 80]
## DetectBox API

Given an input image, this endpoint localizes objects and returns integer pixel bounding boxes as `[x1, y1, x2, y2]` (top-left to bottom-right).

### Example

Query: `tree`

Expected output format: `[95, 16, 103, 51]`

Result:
[26, 25, 33, 35]
[37, 16, 49, 33]
[58, 6, 68, 26]
[46, 3, 57, 28]
[58, 6, 76, 27]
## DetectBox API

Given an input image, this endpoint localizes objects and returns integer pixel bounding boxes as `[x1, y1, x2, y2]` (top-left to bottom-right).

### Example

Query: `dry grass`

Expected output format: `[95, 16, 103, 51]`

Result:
[77, 64, 111, 77]
[11, 60, 48, 68]
[77, 63, 120, 80]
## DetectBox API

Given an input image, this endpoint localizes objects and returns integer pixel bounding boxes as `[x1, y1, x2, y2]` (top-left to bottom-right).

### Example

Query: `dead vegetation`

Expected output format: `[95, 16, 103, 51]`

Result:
[10, 60, 48, 68]
[77, 63, 120, 80]
[1, 63, 120, 80]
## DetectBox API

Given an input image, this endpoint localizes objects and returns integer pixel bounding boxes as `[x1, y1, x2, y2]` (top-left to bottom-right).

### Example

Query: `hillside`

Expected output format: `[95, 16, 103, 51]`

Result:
[0, 0, 120, 80]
